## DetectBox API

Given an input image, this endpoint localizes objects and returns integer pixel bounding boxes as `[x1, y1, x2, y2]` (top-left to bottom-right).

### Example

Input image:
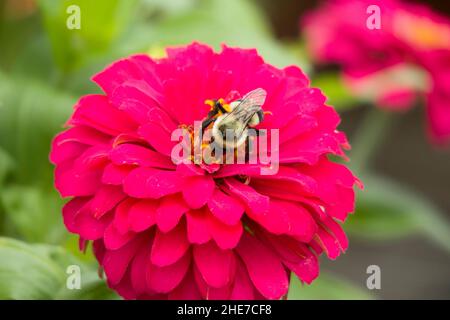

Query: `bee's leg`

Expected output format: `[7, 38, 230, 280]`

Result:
[218, 104, 227, 114]
[245, 135, 258, 162]
[201, 117, 215, 132]
[245, 138, 251, 162]
[254, 128, 266, 136]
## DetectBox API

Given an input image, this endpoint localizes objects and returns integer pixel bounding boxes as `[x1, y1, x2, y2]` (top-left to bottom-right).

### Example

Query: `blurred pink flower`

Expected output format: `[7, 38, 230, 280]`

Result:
[302, 0, 450, 144]
[50, 43, 360, 300]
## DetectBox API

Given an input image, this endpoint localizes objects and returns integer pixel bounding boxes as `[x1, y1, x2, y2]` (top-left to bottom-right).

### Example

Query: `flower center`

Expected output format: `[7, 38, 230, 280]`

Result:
[173, 88, 275, 175]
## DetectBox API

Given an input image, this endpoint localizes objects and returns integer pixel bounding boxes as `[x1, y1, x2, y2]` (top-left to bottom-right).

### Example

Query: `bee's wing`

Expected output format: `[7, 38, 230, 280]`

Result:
[215, 88, 267, 144]
[239, 88, 267, 109]
[221, 88, 267, 125]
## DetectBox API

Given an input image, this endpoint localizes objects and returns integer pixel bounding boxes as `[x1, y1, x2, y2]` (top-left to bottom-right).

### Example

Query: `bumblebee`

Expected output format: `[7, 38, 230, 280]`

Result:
[202, 88, 267, 149]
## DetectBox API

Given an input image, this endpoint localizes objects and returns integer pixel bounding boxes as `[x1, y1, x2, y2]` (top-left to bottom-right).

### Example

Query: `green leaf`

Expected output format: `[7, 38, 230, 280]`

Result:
[0, 146, 12, 185]
[0, 185, 66, 244]
[0, 237, 67, 299]
[0, 72, 75, 185]
[38, 0, 138, 72]
[347, 175, 450, 253]
[288, 273, 373, 300]
[119, 0, 308, 69]
[0, 9, 42, 71]
[140, 0, 197, 15]
[0, 73, 75, 243]
[0, 237, 117, 300]
[55, 272, 119, 300]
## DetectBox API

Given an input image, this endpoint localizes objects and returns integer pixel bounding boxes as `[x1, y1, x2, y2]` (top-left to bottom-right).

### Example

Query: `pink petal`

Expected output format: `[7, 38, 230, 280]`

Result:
[176, 163, 205, 177]
[123, 167, 182, 199]
[205, 285, 233, 300]
[72, 201, 112, 240]
[131, 245, 152, 295]
[279, 114, 318, 144]
[53, 126, 110, 147]
[70, 94, 136, 135]
[55, 164, 102, 197]
[111, 270, 137, 300]
[92, 55, 163, 103]
[236, 232, 288, 300]
[156, 193, 189, 232]
[102, 236, 144, 285]
[214, 164, 262, 178]
[299, 158, 359, 221]
[103, 223, 135, 250]
[230, 258, 255, 300]
[102, 163, 134, 185]
[110, 144, 175, 169]
[75, 214, 111, 240]
[78, 238, 88, 252]
[224, 178, 269, 215]
[72, 145, 110, 171]
[50, 126, 109, 165]
[138, 122, 177, 156]
[151, 222, 189, 267]
[128, 199, 158, 232]
[313, 227, 342, 260]
[168, 269, 202, 300]
[182, 175, 216, 209]
[62, 197, 89, 233]
[93, 240, 106, 264]
[193, 265, 233, 300]
[110, 85, 161, 124]
[90, 185, 126, 219]
[113, 198, 137, 234]
[208, 214, 243, 250]
[147, 252, 191, 293]
[257, 231, 319, 284]
[250, 199, 317, 242]
[186, 209, 212, 244]
[317, 216, 349, 255]
[50, 142, 86, 166]
[252, 166, 318, 196]
[247, 199, 290, 235]
[207, 188, 244, 225]
[279, 130, 342, 165]
[325, 217, 349, 251]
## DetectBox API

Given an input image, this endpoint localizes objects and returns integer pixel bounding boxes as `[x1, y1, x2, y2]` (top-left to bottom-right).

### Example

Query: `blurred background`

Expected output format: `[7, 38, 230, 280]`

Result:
[0, 0, 449, 299]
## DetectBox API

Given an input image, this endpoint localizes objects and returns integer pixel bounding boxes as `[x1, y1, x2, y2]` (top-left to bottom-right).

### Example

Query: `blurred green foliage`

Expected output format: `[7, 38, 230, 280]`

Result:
[347, 175, 450, 252]
[39, 0, 138, 72]
[0, 237, 117, 299]
[312, 71, 358, 111]
[288, 273, 372, 300]
[0, 0, 448, 300]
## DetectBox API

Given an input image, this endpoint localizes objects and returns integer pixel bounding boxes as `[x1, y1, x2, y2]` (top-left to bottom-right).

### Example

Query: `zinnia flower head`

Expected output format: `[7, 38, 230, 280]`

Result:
[302, 0, 450, 144]
[50, 43, 360, 300]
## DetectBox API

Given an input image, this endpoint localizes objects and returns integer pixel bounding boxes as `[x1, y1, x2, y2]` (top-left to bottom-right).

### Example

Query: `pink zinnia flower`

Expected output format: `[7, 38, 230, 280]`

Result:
[302, 0, 450, 144]
[50, 43, 360, 300]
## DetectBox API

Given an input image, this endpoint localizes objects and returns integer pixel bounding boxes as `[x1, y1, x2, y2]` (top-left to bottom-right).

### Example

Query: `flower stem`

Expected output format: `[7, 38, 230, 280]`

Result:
[350, 106, 395, 175]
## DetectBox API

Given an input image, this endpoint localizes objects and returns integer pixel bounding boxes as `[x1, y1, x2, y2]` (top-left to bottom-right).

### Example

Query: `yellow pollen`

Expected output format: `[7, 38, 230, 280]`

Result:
[204, 99, 215, 110]
[393, 11, 450, 50]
